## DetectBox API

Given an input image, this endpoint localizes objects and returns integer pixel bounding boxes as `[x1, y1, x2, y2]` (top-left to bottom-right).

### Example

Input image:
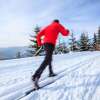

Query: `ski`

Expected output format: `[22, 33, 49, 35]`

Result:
[24, 72, 66, 96]
[25, 77, 56, 95]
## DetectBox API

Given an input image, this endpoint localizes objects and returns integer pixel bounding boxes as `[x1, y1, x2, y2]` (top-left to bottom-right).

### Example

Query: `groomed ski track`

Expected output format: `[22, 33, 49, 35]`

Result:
[0, 52, 100, 100]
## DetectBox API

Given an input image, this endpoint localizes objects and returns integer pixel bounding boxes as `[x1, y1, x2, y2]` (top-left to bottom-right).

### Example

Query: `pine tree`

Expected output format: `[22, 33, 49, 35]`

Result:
[56, 36, 63, 54]
[28, 25, 41, 56]
[97, 27, 100, 45]
[69, 31, 78, 51]
[94, 27, 100, 50]
[93, 33, 97, 50]
[80, 33, 89, 51]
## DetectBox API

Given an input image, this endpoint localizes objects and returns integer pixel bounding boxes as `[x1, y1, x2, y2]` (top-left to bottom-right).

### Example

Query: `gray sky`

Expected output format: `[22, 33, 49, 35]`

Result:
[0, 0, 100, 47]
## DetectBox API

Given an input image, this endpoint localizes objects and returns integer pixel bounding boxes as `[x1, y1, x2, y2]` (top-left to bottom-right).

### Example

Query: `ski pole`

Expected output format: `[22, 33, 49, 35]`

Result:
[34, 46, 42, 56]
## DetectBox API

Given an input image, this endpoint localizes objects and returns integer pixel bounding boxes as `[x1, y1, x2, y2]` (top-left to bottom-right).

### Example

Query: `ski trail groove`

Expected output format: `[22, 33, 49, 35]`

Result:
[19, 56, 97, 100]
[0, 54, 99, 100]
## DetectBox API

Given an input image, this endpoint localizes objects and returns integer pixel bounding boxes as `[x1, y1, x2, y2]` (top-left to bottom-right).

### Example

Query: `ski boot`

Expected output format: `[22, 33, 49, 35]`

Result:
[49, 73, 57, 77]
[32, 76, 40, 90]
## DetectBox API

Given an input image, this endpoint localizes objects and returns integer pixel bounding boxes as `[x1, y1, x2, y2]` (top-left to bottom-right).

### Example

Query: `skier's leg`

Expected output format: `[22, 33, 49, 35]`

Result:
[32, 43, 54, 80]
[48, 62, 56, 77]
[32, 48, 51, 89]
[32, 57, 50, 89]
[47, 44, 56, 76]
[33, 57, 49, 80]
[49, 62, 53, 75]
[48, 55, 55, 75]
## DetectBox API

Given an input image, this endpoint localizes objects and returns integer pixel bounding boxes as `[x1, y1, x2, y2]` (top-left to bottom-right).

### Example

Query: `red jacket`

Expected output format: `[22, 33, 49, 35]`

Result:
[37, 22, 70, 46]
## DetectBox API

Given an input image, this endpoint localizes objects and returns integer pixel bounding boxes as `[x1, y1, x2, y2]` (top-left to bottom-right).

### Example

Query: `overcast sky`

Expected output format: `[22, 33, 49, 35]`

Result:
[0, 0, 100, 47]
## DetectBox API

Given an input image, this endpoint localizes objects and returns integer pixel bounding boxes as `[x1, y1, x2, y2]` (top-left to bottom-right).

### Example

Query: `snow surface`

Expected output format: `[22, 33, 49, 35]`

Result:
[0, 51, 100, 100]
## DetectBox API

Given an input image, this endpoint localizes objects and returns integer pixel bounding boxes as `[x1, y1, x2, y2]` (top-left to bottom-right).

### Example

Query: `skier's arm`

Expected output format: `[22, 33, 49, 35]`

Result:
[37, 29, 45, 46]
[59, 24, 70, 36]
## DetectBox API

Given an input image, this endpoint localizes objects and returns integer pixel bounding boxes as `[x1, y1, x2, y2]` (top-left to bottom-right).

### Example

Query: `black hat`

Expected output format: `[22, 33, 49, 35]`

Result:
[53, 19, 59, 23]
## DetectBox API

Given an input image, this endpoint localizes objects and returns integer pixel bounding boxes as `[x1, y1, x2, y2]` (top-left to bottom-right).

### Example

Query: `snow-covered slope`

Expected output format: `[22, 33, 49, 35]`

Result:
[0, 51, 100, 100]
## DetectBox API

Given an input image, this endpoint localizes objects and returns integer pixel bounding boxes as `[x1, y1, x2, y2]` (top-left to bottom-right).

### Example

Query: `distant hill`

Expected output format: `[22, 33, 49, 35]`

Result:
[0, 46, 30, 60]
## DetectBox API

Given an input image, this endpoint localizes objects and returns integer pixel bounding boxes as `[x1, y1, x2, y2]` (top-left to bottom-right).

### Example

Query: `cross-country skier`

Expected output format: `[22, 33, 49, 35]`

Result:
[32, 19, 70, 89]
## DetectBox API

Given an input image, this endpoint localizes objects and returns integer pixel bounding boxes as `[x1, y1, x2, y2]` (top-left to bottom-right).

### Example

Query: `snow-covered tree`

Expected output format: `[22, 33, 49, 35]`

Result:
[94, 27, 100, 50]
[97, 27, 100, 45]
[28, 25, 45, 56]
[93, 33, 97, 50]
[28, 25, 41, 56]
[79, 33, 89, 51]
[55, 42, 69, 54]
[69, 31, 78, 51]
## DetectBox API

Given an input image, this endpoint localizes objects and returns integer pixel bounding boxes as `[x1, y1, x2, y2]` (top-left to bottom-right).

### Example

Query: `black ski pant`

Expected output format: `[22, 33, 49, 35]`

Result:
[33, 43, 55, 79]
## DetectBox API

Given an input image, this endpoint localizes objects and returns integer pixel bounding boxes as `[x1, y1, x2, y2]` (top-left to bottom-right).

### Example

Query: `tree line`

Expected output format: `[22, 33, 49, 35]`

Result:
[28, 26, 100, 56]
